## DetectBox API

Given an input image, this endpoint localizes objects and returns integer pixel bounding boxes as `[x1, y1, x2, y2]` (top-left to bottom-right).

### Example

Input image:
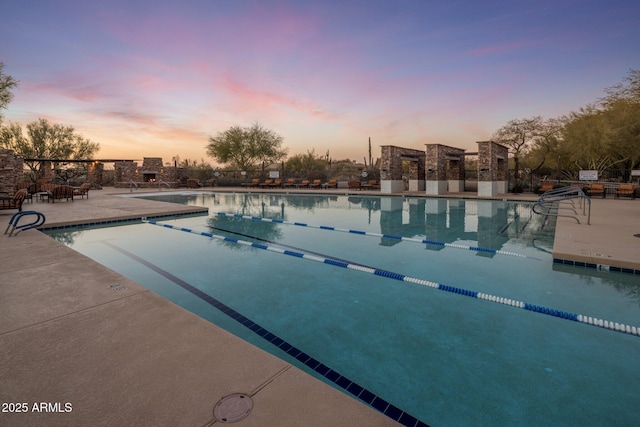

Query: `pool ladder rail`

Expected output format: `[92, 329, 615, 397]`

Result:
[532, 185, 591, 225]
[4, 210, 46, 237]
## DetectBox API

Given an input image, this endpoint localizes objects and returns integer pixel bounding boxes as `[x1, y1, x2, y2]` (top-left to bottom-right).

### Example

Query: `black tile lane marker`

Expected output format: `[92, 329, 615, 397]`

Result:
[101, 241, 430, 427]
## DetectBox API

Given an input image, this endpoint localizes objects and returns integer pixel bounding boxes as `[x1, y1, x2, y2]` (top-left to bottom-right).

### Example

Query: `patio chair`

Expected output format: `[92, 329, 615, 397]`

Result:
[368, 180, 381, 190]
[348, 180, 361, 190]
[283, 178, 296, 188]
[259, 179, 273, 188]
[16, 182, 34, 203]
[586, 183, 606, 198]
[537, 181, 554, 194]
[186, 179, 201, 188]
[322, 179, 338, 189]
[0, 189, 26, 212]
[241, 178, 260, 188]
[73, 183, 91, 199]
[615, 183, 636, 199]
[309, 179, 322, 189]
[295, 180, 310, 188]
[50, 185, 74, 203]
[269, 179, 282, 188]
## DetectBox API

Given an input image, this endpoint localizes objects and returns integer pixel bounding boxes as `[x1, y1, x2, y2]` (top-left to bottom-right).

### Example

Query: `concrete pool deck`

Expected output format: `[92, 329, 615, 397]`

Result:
[1, 187, 638, 426]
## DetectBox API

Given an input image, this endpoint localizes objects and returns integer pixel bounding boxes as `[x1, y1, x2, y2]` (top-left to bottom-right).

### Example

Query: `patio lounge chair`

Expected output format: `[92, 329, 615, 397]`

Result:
[538, 181, 554, 194]
[283, 178, 296, 188]
[241, 178, 260, 188]
[295, 180, 310, 188]
[259, 179, 273, 188]
[348, 180, 361, 190]
[586, 183, 606, 198]
[615, 183, 636, 199]
[309, 179, 322, 189]
[0, 189, 26, 212]
[186, 179, 201, 188]
[269, 179, 282, 188]
[322, 179, 338, 189]
[73, 183, 91, 199]
[368, 180, 381, 190]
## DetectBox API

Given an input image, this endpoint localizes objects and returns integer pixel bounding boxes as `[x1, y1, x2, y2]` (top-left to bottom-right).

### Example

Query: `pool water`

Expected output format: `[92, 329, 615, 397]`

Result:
[46, 192, 640, 426]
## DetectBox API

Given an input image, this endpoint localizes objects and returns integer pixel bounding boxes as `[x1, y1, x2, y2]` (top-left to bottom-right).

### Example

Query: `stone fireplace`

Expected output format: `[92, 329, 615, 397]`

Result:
[114, 157, 177, 188]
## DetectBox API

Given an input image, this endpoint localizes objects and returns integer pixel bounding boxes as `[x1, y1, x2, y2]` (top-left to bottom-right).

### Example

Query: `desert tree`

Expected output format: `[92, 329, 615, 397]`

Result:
[492, 116, 544, 182]
[206, 123, 287, 172]
[0, 62, 18, 124]
[0, 118, 100, 180]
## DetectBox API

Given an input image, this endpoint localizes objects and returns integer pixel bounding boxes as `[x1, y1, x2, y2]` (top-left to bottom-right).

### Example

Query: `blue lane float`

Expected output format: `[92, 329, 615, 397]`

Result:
[214, 211, 536, 260]
[143, 219, 640, 338]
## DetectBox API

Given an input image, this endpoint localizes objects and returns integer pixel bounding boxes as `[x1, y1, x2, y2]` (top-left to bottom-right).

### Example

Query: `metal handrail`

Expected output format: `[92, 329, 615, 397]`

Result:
[532, 185, 591, 225]
[4, 210, 46, 236]
[158, 180, 171, 190]
[129, 180, 139, 192]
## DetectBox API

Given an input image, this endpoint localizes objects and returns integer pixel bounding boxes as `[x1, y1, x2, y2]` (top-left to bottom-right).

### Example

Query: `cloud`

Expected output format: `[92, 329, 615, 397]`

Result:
[221, 76, 343, 121]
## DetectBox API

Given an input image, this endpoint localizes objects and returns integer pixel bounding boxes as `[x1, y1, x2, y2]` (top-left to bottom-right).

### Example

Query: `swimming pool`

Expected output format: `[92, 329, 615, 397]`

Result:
[46, 192, 640, 426]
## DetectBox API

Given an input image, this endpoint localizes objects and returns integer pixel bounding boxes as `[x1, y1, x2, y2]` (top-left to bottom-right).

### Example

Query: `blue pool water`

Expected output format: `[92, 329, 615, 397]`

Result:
[46, 192, 640, 426]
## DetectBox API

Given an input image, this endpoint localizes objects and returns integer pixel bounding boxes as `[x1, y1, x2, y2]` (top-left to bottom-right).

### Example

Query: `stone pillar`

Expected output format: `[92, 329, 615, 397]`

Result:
[87, 161, 104, 187]
[425, 144, 465, 195]
[380, 146, 425, 193]
[39, 161, 53, 182]
[477, 141, 508, 196]
[0, 148, 24, 195]
[407, 159, 425, 191]
[380, 146, 405, 193]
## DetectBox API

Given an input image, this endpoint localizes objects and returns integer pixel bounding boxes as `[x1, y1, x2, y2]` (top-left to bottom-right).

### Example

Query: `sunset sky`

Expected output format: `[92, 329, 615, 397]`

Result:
[2, 0, 639, 165]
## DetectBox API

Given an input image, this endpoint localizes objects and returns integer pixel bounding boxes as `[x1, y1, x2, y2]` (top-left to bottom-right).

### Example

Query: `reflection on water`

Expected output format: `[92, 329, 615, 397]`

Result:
[140, 193, 553, 256]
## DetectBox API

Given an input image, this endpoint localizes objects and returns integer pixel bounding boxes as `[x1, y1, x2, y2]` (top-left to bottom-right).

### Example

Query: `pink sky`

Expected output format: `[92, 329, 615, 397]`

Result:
[2, 0, 638, 166]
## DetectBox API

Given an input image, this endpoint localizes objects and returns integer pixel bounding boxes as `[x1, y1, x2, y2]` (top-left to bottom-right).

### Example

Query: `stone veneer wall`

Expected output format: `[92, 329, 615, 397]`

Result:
[114, 160, 138, 184]
[0, 148, 24, 195]
[142, 157, 163, 173]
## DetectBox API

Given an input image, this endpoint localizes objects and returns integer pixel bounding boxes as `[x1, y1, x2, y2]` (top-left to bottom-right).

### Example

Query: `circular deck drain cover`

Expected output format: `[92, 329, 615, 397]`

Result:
[213, 393, 253, 423]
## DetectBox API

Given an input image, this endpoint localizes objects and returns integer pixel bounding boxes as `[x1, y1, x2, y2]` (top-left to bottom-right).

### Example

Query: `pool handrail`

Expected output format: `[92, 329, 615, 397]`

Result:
[158, 180, 171, 190]
[532, 185, 591, 225]
[129, 180, 139, 192]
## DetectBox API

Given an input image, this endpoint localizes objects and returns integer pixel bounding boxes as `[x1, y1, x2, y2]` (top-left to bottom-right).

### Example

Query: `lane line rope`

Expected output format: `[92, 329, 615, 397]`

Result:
[143, 219, 640, 338]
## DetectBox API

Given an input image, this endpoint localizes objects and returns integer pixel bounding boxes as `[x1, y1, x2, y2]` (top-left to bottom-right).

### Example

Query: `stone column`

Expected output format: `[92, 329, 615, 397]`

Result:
[380, 146, 406, 193]
[477, 141, 508, 196]
[425, 144, 465, 195]
[39, 161, 53, 182]
[87, 161, 104, 187]
[0, 148, 24, 194]
[380, 145, 426, 193]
